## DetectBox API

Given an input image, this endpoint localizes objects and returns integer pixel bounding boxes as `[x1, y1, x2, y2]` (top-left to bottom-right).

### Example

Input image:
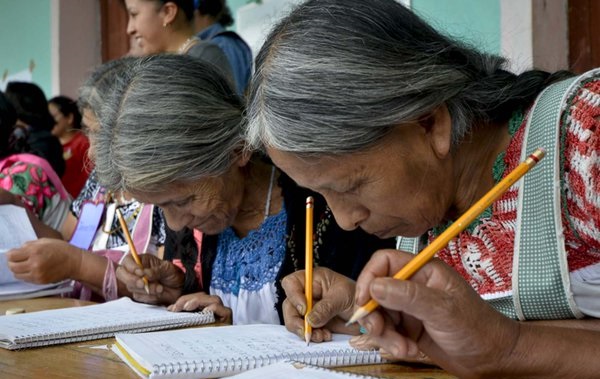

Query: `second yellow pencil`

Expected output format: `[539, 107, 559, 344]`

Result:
[305, 196, 314, 345]
[115, 208, 150, 295]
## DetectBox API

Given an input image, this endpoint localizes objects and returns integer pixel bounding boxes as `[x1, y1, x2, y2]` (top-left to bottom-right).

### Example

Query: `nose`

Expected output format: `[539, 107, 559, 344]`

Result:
[323, 193, 368, 231]
[126, 18, 134, 36]
[162, 207, 193, 232]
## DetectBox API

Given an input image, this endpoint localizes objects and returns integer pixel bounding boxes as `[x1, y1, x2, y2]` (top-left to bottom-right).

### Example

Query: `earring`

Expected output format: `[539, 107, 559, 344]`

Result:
[163, 22, 168, 27]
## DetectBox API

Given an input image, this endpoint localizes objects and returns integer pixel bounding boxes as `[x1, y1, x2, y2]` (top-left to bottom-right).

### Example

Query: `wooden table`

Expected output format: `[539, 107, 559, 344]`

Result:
[0, 298, 457, 379]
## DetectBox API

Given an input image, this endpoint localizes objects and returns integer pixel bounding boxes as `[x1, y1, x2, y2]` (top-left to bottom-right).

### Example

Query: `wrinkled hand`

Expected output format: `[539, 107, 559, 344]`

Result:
[7, 238, 83, 284]
[281, 267, 360, 342]
[168, 292, 232, 324]
[351, 249, 520, 378]
[116, 254, 184, 305]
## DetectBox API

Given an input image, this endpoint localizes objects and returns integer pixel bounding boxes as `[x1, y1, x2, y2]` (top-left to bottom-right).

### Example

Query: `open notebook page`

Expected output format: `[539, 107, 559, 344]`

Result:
[0, 205, 37, 284]
[0, 204, 72, 298]
[113, 324, 382, 378]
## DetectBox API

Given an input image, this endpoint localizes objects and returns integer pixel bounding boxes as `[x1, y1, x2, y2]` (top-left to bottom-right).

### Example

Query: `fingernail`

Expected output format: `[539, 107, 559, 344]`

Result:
[297, 328, 304, 338]
[296, 304, 305, 315]
[156, 284, 163, 294]
[183, 301, 193, 311]
[349, 334, 367, 349]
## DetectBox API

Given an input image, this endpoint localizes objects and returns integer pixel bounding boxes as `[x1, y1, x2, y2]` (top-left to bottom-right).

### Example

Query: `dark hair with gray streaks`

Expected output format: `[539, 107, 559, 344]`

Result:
[245, 0, 572, 155]
[78, 57, 137, 118]
[94, 54, 243, 193]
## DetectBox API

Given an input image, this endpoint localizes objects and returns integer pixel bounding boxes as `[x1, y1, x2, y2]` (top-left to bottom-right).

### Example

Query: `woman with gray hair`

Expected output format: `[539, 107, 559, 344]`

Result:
[7, 57, 166, 302]
[244, 0, 600, 376]
[94, 54, 393, 326]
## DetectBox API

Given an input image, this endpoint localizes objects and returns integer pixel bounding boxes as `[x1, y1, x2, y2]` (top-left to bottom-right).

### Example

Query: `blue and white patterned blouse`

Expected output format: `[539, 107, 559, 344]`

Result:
[210, 206, 287, 324]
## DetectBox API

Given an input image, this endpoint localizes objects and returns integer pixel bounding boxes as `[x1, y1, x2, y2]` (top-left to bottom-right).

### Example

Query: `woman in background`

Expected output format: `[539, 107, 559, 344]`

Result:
[194, 0, 252, 95]
[125, 0, 232, 80]
[0, 91, 70, 234]
[4, 81, 65, 178]
[48, 95, 91, 197]
[7, 58, 166, 301]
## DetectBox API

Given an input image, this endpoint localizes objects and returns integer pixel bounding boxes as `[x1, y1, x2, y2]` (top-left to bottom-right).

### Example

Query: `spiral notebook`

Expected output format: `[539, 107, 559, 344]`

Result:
[228, 361, 381, 378]
[0, 297, 214, 350]
[112, 324, 383, 379]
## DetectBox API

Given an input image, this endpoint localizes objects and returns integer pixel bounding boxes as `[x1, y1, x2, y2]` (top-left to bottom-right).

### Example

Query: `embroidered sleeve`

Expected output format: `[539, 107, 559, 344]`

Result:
[562, 79, 600, 252]
[0, 161, 60, 219]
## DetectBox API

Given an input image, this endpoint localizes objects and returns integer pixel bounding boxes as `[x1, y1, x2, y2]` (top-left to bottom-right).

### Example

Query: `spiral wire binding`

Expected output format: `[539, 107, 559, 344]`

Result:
[10, 309, 214, 350]
[153, 347, 383, 376]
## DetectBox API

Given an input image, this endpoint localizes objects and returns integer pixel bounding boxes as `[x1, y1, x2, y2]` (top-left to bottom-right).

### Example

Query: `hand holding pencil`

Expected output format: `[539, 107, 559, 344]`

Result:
[115, 208, 150, 295]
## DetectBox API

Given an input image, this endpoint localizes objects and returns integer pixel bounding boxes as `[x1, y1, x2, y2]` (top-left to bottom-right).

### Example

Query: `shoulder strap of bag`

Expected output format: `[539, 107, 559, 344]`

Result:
[512, 70, 600, 320]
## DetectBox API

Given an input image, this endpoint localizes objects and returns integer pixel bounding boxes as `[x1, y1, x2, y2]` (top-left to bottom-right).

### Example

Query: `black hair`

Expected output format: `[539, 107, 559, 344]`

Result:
[4, 81, 54, 132]
[195, 0, 233, 27]
[49, 95, 83, 130]
[0, 91, 20, 159]
[158, 0, 195, 21]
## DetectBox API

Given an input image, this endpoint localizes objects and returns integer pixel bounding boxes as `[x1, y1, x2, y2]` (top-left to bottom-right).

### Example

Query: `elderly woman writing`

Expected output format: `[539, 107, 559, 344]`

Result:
[244, 0, 600, 376]
[6, 58, 166, 301]
[93, 55, 393, 327]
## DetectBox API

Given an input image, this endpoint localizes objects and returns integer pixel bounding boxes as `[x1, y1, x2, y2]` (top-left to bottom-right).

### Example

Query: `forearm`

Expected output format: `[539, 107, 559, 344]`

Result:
[491, 323, 600, 379]
[525, 318, 600, 331]
[71, 251, 110, 294]
[26, 208, 63, 239]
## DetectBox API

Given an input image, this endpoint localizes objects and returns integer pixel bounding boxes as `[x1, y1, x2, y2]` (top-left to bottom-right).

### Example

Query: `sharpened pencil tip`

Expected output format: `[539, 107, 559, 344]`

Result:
[144, 283, 150, 295]
[305, 333, 311, 346]
[346, 308, 369, 326]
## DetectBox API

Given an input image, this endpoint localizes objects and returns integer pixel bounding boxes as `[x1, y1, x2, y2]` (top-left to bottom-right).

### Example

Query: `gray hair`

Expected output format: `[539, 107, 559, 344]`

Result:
[78, 57, 137, 117]
[94, 54, 243, 193]
[245, 0, 568, 155]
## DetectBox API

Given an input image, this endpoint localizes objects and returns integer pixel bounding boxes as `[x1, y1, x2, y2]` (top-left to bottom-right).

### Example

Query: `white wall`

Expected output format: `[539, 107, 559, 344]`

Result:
[501, 0, 568, 73]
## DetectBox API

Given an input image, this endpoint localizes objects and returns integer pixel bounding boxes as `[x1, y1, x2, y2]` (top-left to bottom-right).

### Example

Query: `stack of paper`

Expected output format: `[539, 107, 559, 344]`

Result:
[0, 205, 73, 300]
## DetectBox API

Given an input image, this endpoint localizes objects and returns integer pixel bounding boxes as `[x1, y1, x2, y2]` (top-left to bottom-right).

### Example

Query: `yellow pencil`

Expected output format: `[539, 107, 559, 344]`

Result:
[115, 208, 150, 295]
[305, 196, 314, 345]
[346, 148, 546, 325]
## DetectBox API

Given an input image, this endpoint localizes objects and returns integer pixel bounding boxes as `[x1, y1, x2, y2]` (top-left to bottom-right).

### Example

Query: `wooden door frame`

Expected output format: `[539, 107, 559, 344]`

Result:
[99, 0, 130, 61]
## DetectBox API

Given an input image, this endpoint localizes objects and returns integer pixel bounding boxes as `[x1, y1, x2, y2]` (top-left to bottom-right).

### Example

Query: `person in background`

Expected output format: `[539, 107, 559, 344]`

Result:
[7, 58, 166, 302]
[92, 55, 394, 326]
[0, 90, 70, 235]
[48, 96, 92, 198]
[194, 0, 252, 96]
[125, 0, 233, 81]
[243, 0, 600, 376]
[4, 81, 65, 178]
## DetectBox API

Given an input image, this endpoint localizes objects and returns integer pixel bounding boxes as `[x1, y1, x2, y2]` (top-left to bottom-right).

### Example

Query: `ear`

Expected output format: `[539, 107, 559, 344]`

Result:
[233, 148, 252, 168]
[420, 104, 452, 159]
[160, 2, 179, 26]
